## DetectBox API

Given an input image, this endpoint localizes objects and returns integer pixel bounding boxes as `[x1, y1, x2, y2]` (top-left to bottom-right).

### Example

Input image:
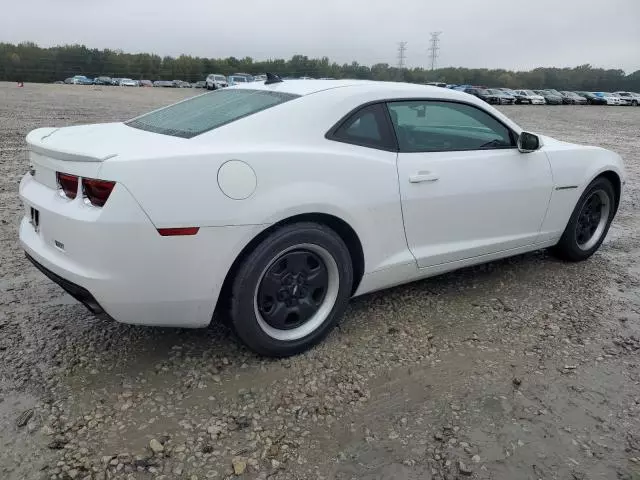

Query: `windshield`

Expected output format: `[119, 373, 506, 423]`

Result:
[617, 92, 630, 97]
[230, 76, 247, 83]
[214, 76, 226, 81]
[126, 89, 299, 139]
[524, 90, 536, 95]
[476, 89, 489, 94]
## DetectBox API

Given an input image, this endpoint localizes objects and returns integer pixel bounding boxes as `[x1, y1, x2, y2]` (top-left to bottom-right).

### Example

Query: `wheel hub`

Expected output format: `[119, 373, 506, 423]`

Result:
[257, 250, 329, 330]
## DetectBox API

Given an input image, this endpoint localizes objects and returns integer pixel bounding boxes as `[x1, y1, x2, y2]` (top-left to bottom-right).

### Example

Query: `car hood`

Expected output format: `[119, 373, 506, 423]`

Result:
[26, 122, 190, 162]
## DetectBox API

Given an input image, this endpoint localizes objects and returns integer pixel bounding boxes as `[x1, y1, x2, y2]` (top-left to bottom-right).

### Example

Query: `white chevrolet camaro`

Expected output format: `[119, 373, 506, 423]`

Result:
[19, 77, 625, 356]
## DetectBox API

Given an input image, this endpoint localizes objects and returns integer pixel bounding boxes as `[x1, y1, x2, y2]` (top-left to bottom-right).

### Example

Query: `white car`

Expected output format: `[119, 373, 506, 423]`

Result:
[514, 90, 546, 105]
[595, 92, 621, 105]
[119, 78, 138, 87]
[205, 74, 228, 90]
[613, 92, 640, 106]
[19, 80, 625, 356]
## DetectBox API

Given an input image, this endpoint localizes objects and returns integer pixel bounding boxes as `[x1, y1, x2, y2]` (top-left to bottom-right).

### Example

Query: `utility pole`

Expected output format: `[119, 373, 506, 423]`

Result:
[428, 32, 442, 71]
[397, 41, 408, 81]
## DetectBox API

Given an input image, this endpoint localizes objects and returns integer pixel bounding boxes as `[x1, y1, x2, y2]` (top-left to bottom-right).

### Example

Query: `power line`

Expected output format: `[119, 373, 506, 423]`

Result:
[428, 32, 442, 70]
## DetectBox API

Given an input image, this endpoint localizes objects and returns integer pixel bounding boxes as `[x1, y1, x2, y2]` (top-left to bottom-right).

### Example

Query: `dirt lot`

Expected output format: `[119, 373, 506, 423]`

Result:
[1, 82, 639, 480]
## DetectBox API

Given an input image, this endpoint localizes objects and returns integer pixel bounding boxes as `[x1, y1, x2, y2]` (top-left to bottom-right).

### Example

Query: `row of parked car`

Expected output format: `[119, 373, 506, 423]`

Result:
[57, 73, 271, 89]
[58, 73, 336, 90]
[456, 86, 640, 106]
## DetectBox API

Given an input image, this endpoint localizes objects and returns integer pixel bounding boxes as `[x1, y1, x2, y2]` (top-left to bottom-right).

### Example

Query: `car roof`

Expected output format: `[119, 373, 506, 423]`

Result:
[231, 79, 480, 102]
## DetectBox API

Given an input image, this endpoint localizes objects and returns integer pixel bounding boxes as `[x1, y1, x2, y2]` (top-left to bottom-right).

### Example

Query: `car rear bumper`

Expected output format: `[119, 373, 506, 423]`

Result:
[26, 252, 108, 317]
[19, 172, 264, 328]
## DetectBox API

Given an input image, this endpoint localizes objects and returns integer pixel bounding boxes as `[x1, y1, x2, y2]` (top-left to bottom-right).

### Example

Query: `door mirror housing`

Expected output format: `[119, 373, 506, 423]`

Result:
[518, 132, 540, 153]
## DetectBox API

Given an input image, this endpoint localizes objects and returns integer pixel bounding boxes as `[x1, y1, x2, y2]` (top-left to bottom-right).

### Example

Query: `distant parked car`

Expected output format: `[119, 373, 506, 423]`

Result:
[544, 89, 572, 104]
[93, 76, 112, 86]
[574, 92, 607, 105]
[205, 74, 228, 90]
[54, 80, 65, 84]
[63, 78, 74, 84]
[497, 88, 530, 104]
[70, 75, 93, 85]
[119, 78, 138, 87]
[513, 90, 546, 105]
[194, 81, 206, 88]
[534, 90, 563, 105]
[153, 80, 174, 88]
[228, 74, 254, 85]
[252, 74, 267, 82]
[559, 91, 587, 105]
[609, 93, 631, 106]
[464, 88, 500, 104]
[485, 89, 515, 105]
[594, 92, 621, 106]
[139, 80, 153, 87]
[613, 92, 640, 106]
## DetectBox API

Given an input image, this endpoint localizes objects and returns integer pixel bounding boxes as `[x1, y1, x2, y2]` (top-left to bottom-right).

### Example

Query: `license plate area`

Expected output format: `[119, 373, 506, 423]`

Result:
[30, 206, 40, 232]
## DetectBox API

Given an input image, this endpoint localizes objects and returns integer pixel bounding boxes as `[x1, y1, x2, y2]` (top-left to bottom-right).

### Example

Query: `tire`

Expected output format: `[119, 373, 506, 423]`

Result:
[633, 100, 638, 106]
[551, 177, 616, 262]
[229, 222, 353, 357]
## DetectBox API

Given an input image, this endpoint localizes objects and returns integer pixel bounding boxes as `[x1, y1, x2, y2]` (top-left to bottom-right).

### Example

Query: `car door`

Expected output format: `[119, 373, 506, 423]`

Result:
[387, 100, 553, 268]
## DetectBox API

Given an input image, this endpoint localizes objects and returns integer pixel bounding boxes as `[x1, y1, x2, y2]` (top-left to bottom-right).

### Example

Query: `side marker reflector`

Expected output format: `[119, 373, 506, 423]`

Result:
[157, 227, 200, 237]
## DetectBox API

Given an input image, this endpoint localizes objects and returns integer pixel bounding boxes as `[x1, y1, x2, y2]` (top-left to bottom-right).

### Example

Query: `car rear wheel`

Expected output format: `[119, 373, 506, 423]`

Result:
[551, 177, 616, 262]
[230, 222, 353, 357]
[633, 100, 638, 106]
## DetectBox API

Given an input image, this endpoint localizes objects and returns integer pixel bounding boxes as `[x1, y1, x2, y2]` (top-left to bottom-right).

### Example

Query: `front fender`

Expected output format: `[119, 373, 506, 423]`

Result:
[538, 142, 625, 241]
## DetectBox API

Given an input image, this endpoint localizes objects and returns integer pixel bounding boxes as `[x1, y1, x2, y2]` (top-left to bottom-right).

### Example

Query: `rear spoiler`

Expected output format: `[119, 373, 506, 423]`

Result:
[26, 128, 117, 162]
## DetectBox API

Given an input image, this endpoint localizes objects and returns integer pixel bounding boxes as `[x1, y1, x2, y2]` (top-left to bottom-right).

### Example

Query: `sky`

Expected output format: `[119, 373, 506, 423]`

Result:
[1, 0, 639, 73]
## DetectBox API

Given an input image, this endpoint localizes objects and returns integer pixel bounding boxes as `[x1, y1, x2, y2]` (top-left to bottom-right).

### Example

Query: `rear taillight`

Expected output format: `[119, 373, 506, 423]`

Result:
[82, 178, 116, 207]
[56, 172, 79, 199]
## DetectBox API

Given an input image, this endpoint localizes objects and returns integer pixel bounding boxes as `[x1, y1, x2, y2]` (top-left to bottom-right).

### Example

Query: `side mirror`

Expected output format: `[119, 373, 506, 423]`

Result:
[518, 132, 540, 153]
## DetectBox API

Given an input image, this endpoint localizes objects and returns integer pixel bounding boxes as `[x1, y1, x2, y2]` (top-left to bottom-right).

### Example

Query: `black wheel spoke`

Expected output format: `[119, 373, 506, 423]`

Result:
[296, 297, 319, 320]
[306, 265, 328, 289]
[260, 301, 289, 329]
[259, 273, 281, 299]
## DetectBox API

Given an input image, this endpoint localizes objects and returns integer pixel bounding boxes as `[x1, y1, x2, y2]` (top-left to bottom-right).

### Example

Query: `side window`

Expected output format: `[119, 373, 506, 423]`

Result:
[329, 104, 396, 150]
[386, 101, 515, 153]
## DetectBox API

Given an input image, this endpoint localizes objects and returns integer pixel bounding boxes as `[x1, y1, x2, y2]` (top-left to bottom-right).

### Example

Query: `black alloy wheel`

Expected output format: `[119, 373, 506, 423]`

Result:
[552, 177, 616, 261]
[229, 222, 353, 357]
[256, 249, 329, 330]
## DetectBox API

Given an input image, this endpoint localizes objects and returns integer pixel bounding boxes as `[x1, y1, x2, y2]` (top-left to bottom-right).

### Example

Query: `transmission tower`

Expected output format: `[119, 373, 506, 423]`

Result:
[396, 41, 408, 81]
[428, 32, 442, 70]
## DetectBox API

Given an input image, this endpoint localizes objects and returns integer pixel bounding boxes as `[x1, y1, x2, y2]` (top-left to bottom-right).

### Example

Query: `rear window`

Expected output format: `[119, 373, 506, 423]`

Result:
[126, 89, 299, 138]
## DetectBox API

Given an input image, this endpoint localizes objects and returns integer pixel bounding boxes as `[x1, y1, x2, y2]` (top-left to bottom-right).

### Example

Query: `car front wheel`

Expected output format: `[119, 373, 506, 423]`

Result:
[230, 222, 353, 356]
[551, 177, 616, 262]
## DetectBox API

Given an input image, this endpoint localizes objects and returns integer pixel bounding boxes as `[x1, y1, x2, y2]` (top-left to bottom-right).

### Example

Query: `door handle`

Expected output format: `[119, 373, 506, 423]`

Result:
[409, 172, 439, 183]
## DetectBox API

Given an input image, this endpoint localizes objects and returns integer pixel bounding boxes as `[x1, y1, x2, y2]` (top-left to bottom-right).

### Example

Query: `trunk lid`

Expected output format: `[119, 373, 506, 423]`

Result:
[26, 123, 188, 189]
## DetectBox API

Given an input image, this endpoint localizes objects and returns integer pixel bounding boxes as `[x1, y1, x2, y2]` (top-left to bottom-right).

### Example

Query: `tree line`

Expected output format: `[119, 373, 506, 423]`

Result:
[1, 42, 639, 91]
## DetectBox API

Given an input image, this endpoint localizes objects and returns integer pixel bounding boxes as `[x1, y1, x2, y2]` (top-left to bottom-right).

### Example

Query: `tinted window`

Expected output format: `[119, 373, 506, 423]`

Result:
[330, 104, 395, 150]
[126, 89, 298, 138]
[387, 101, 514, 153]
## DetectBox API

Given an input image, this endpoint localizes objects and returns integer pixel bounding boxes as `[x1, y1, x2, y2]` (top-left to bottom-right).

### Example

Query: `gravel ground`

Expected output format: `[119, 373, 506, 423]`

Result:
[1, 82, 640, 480]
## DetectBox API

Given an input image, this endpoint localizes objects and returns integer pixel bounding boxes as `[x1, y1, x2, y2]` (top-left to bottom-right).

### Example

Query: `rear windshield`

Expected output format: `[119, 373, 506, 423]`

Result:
[126, 89, 299, 138]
